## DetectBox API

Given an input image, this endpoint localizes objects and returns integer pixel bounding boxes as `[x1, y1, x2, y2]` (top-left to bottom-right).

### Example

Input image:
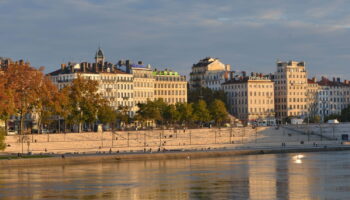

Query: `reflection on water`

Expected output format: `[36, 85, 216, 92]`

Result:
[1, 151, 350, 199]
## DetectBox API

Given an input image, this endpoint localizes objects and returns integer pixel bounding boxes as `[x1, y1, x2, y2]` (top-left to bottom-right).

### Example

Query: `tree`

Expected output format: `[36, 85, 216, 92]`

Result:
[188, 87, 228, 108]
[116, 106, 132, 128]
[209, 99, 229, 126]
[64, 76, 105, 132]
[53, 87, 71, 132]
[98, 103, 117, 130]
[340, 105, 350, 122]
[0, 74, 15, 134]
[136, 100, 162, 127]
[162, 104, 180, 126]
[34, 76, 60, 133]
[304, 115, 321, 123]
[0, 127, 6, 151]
[176, 102, 194, 127]
[3, 62, 46, 134]
[193, 100, 211, 125]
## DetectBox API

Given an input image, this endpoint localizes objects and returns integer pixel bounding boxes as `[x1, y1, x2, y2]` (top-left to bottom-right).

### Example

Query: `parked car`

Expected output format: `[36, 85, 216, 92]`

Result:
[327, 119, 339, 124]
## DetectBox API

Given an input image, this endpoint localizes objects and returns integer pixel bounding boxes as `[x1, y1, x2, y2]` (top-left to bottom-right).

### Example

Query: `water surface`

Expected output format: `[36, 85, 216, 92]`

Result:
[1, 151, 350, 199]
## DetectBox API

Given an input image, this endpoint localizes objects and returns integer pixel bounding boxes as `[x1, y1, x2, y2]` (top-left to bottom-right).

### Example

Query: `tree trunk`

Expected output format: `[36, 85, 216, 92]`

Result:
[4, 119, 8, 135]
[38, 115, 42, 134]
[20, 111, 24, 135]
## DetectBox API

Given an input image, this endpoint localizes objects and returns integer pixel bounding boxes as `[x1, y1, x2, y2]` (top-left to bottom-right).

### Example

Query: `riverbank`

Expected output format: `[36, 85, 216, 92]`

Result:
[1, 144, 350, 168]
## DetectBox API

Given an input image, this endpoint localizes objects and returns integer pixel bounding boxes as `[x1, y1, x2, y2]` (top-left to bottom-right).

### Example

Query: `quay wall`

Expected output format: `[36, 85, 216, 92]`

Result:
[4, 124, 349, 155]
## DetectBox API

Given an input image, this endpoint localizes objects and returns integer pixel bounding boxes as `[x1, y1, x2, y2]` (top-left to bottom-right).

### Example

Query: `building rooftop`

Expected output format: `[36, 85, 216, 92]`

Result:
[47, 62, 127, 76]
[153, 69, 180, 76]
[192, 57, 219, 67]
[317, 77, 350, 87]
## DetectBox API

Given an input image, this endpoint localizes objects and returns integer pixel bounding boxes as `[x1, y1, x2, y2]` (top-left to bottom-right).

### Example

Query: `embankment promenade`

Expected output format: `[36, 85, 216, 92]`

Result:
[1, 123, 350, 167]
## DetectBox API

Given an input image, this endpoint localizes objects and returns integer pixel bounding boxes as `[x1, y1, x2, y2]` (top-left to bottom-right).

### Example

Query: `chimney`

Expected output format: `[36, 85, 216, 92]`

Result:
[337, 77, 341, 83]
[230, 71, 235, 80]
[344, 80, 348, 85]
[61, 64, 66, 71]
[242, 71, 246, 77]
[333, 77, 336, 82]
[94, 63, 99, 73]
[312, 77, 316, 82]
[225, 64, 231, 72]
[126, 60, 131, 67]
[80, 62, 87, 72]
[138, 61, 143, 65]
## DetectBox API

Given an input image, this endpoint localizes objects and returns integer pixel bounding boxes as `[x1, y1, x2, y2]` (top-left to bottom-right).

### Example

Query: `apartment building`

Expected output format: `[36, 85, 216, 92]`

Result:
[307, 78, 320, 118]
[223, 73, 275, 125]
[190, 57, 231, 90]
[274, 61, 308, 122]
[317, 77, 350, 120]
[48, 49, 136, 116]
[153, 69, 187, 104]
[117, 60, 155, 105]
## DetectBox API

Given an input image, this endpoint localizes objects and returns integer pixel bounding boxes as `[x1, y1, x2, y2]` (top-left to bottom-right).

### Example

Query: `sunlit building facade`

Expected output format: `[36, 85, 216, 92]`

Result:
[274, 61, 308, 122]
[153, 69, 187, 104]
[223, 73, 275, 125]
[189, 57, 231, 90]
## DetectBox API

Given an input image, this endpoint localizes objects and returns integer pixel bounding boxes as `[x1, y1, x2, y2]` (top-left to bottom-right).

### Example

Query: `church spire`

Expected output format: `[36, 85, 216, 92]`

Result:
[95, 47, 105, 64]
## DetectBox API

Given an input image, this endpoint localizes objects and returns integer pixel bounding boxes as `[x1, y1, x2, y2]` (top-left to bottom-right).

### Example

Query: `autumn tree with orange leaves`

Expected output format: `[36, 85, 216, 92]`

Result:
[1, 62, 60, 134]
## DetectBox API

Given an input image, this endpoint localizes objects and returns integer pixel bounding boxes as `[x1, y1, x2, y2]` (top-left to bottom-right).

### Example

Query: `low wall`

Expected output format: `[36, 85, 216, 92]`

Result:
[287, 123, 350, 140]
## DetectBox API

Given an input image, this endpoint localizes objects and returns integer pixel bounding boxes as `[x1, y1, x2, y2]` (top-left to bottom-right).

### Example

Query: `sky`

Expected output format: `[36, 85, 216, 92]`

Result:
[1, 0, 350, 80]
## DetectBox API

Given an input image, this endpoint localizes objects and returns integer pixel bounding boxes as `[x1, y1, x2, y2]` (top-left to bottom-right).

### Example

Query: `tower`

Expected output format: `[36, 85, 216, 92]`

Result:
[95, 48, 105, 64]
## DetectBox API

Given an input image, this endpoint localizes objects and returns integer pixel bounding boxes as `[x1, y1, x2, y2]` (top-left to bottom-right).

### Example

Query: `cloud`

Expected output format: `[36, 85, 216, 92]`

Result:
[1, 0, 350, 80]
[258, 10, 284, 20]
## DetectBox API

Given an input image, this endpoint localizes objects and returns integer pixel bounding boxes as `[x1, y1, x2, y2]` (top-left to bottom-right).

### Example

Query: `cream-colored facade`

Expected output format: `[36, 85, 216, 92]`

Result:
[48, 65, 136, 115]
[190, 57, 230, 90]
[153, 70, 187, 104]
[274, 61, 308, 122]
[131, 67, 155, 104]
[98, 72, 135, 115]
[223, 76, 275, 124]
[307, 78, 320, 118]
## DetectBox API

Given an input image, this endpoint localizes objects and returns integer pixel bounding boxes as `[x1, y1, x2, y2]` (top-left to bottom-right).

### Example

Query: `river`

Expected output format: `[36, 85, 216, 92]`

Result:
[1, 151, 350, 199]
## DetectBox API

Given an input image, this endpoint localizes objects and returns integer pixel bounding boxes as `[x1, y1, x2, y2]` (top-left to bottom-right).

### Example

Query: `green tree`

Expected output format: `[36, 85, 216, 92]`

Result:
[188, 87, 228, 108]
[193, 100, 211, 125]
[162, 104, 180, 126]
[116, 106, 132, 128]
[0, 127, 6, 150]
[136, 100, 162, 128]
[304, 115, 321, 123]
[98, 103, 117, 130]
[340, 105, 350, 122]
[209, 99, 229, 126]
[176, 102, 194, 127]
